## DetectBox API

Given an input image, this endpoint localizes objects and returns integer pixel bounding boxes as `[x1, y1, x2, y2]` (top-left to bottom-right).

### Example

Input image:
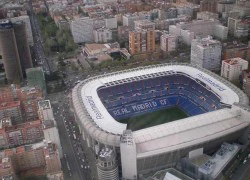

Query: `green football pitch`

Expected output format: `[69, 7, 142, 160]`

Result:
[119, 107, 188, 131]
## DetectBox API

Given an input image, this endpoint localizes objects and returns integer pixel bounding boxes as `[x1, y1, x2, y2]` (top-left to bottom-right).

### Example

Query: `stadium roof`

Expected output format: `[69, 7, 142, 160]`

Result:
[134, 108, 248, 158]
[72, 63, 249, 147]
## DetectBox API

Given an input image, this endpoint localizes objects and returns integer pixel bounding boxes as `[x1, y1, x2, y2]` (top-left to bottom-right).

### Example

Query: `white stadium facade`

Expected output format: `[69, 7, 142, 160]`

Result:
[72, 63, 250, 180]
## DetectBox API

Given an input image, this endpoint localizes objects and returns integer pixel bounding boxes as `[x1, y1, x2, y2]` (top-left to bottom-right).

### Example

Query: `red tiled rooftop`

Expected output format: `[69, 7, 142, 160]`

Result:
[0, 101, 20, 110]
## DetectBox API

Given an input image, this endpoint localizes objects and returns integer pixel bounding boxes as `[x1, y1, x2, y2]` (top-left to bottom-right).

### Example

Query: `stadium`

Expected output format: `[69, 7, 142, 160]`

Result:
[72, 63, 250, 179]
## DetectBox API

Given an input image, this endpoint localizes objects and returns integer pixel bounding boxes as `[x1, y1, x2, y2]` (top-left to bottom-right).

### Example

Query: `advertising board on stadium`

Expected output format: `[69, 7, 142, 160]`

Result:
[197, 73, 226, 91]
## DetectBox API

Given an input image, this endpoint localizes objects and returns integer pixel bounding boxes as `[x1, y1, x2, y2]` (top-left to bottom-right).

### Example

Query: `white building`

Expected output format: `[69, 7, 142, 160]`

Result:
[71, 17, 94, 43]
[134, 19, 155, 31]
[191, 37, 222, 71]
[197, 11, 219, 20]
[43, 125, 63, 159]
[93, 28, 112, 43]
[221, 58, 249, 82]
[105, 17, 117, 29]
[38, 100, 54, 121]
[122, 12, 149, 27]
[11, 15, 34, 46]
[160, 34, 177, 52]
[39, 100, 63, 159]
[96, 0, 117, 4]
[120, 130, 137, 180]
[169, 20, 228, 45]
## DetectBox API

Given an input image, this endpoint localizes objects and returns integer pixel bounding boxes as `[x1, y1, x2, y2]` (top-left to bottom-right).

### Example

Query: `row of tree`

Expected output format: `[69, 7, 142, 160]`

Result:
[37, 13, 77, 55]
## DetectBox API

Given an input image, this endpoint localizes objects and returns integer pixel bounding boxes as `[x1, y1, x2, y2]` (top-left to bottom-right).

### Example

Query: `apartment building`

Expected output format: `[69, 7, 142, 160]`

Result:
[43, 120, 62, 159]
[38, 100, 54, 122]
[71, 17, 94, 43]
[0, 85, 19, 103]
[44, 143, 63, 179]
[169, 20, 228, 45]
[134, 20, 155, 31]
[242, 70, 250, 99]
[129, 20, 155, 55]
[222, 42, 250, 61]
[12, 144, 46, 172]
[123, 12, 149, 27]
[5, 120, 43, 147]
[221, 58, 249, 82]
[200, 0, 217, 13]
[160, 34, 177, 52]
[0, 142, 63, 179]
[0, 101, 23, 125]
[93, 28, 112, 43]
[0, 85, 44, 121]
[191, 37, 222, 71]
[0, 157, 16, 180]
[129, 30, 155, 55]
[18, 87, 43, 121]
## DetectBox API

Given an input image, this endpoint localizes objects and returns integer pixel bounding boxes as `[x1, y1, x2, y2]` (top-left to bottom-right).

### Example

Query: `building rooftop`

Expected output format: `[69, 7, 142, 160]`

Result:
[0, 118, 12, 129]
[190, 154, 211, 167]
[243, 69, 250, 78]
[0, 101, 20, 110]
[99, 147, 116, 162]
[42, 120, 55, 129]
[223, 57, 247, 65]
[5, 120, 41, 132]
[200, 143, 240, 178]
[223, 41, 249, 49]
[85, 43, 107, 52]
[44, 143, 57, 156]
[38, 100, 51, 110]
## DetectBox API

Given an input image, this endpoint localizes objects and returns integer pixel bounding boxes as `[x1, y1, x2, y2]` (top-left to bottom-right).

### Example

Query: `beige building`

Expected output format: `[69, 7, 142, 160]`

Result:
[160, 34, 177, 52]
[221, 58, 249, 82]
[0, 157, 16, 180]
[44, 143, 63, 180]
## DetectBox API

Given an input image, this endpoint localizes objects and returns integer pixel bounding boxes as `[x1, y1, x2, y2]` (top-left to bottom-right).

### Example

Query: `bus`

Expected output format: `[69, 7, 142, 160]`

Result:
[73, 133, 76, 140]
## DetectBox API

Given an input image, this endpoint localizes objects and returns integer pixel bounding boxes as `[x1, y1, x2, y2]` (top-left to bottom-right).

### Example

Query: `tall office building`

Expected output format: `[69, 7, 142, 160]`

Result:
[0, 20, 23, 83]
[13, 21, 33, 76]
[0, 19, 32, 83]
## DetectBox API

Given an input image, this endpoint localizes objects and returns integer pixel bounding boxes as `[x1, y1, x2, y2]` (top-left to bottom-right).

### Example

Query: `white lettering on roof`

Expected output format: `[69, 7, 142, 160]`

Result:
[197, 73, 226, 91]
[86, 96, 103, 119]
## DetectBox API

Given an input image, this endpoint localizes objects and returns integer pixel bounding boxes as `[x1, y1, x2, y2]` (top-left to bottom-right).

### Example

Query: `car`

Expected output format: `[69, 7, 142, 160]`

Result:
[82, 159, 84, 162]
[243, 159, 247, 164]
[85, 166, 87, 169]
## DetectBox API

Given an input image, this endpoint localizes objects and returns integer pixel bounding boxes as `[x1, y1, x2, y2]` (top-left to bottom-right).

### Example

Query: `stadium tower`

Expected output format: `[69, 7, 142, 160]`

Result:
[13, 21, 33, 77]
[97, 147, 119, 180]
[0, 20, 23, 83]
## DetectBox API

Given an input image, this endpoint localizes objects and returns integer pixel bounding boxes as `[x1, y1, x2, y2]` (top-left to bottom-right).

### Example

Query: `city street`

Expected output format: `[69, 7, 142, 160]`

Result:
[28, 0, 54, 75]
[49, 90, 96, 180]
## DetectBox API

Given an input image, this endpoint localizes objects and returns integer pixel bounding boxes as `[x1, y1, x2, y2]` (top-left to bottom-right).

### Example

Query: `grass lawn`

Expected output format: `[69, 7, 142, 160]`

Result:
[119, 107, 188, 131]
